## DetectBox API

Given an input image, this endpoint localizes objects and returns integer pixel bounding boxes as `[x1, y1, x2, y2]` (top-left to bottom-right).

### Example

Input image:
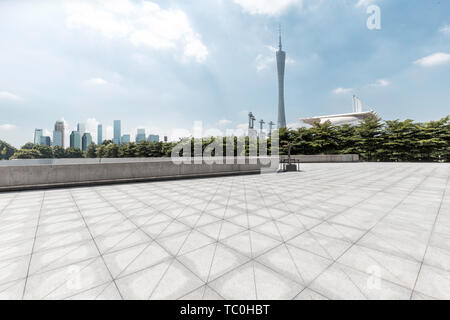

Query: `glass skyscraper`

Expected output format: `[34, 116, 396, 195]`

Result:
[121, 134, 130, 144]
[97, 124, 103, 145]
[136, 128, 146, 142]
[148, 134, 159, 143]
[82, 133, 92, 151]
[40, 136, 51, 146]
[77, 123, 85, 135]
[54, 121, 65, 148]
[52, 130, 62, 147]
[34, 129, 43, 145]
[70, 131, 81, 149]
[113, 120, 121, 145]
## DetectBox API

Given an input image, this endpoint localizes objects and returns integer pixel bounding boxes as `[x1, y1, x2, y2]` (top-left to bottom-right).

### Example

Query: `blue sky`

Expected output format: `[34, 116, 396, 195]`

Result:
[0, 0, 449, 147]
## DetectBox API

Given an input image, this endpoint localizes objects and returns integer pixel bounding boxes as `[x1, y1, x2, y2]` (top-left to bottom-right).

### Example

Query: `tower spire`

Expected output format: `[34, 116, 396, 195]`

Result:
[278, 24, 282, 50]
[276, 23, 286, 129]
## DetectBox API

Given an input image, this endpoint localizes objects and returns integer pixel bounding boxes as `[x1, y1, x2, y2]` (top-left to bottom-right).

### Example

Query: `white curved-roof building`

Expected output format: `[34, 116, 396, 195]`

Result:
[300, 95, 378, 126]
[300, 110, 378, 126]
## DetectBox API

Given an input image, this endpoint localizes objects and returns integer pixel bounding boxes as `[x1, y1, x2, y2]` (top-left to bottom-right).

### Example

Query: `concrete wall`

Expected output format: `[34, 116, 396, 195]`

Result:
[281, 154, 359, 163]
[0, 155, 359, 191]
[0, 158, 263, 191]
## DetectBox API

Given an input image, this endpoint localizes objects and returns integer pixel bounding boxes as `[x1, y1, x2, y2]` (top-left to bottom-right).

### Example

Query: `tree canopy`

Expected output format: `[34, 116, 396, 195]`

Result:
[4, 116, 449, 162]
[0, 140, 17, 160]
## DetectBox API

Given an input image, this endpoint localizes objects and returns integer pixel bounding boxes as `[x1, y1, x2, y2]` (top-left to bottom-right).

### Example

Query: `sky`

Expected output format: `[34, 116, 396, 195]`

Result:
[0, 0, 449, 148]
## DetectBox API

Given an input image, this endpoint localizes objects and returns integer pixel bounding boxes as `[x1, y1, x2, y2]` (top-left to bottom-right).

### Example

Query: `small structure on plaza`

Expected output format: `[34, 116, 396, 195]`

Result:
[279, 142, 301, 172]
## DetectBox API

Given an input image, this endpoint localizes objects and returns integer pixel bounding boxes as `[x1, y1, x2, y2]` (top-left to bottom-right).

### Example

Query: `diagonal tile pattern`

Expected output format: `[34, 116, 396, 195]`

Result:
[0, 162, 449, 300]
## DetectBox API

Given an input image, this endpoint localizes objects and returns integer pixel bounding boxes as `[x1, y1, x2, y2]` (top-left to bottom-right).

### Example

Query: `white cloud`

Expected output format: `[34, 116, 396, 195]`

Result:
[85, 77, 108, 85]
[369, 79, 390, 87]
[218, 119, 232, 126]
[256, 54, 275, 71]
[43, 129, 52, 137]
[287, 122, 302, 129]
[439, 25, 450, 35]
[355, 0, 376, 8]
[0, 124, 17, 131]
[61, 118, 72, 147]
[256, 46, 295, 71]
[0, 91, 23, 101]
[64, 0, 208, 63]
[106, 126, 114, 140]
[333, 87, 353, 94]
[86, 118, 100, 142]
[414, 52, 450, 67]
[234, 0, 302, 16]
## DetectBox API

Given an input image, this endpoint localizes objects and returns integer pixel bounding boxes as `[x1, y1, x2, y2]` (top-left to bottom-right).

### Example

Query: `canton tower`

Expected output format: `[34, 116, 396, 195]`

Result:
[276, 27, 287, 129]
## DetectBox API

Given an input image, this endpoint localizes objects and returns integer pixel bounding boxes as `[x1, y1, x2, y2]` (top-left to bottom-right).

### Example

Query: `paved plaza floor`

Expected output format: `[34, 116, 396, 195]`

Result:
[0, 162, 449, 300]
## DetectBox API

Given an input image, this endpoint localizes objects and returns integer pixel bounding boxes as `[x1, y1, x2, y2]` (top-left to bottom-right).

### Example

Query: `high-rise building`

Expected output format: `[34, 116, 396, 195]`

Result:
[148, 134, 159, 143]
[34, 129, 43, 145]
[82, 133, 92, 151]
[97, 124, 103, 145]
[121, 134, 130, 144]
[276, 27, 287, 129]
[136, 128, 146, 142]
[54, 121, 65, 148]
[164, 136, 168, 142]
[113, 120, 121, 145]
[70, 131, 81, 150]
[52, 130, 62, 147]
[40, 136, 51, 146]
[77, 123, 86, 135]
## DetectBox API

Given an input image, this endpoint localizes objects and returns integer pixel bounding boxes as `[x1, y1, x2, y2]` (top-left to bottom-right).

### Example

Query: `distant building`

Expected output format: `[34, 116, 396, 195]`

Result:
[148, 134, 159, 143]
[164, 136, 168, 142]
[300, 96, 378, 126]
[52, 130, 63, 147]
[97, 124, 103, 145]
[54, 121, 65, 148]
[82, 133, 92, 151]
[300, 111, 378, 126]
[70, 131, 81, 149]
[121, 134, 131, 144]
[136, 128, 146, 142]
[40, 136, 51, 146]
[77, 123, 85, 135]
[113, 120, 121, 145]
[34, 129, 43, 145]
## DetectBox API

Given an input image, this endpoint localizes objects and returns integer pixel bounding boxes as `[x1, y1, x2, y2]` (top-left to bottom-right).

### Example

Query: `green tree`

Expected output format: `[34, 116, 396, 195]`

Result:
[104, 143, 119, 158]
[135, 141, 163, 157]
[414, 117, 449, 162]
[52, 146, 66, 158]
[309, 122, 339, 154]
[161, 142, 175, 157]
[379, 119, 418, 162]
[102, 140, 113, 146]
[355, 116, 383, 161]
[64, 147, 83, 158]
[335, 124, 358, 154]
[86, 143, 98, 158]
[10, 149, 42, 159]
[21, 142, 35, 150]
[32, 145, 54, 158]
[0, 140, 17, 160]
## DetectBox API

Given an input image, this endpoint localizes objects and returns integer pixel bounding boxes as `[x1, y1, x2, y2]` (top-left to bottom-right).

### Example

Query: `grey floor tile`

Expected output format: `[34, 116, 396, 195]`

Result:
[414, 264, 450, 299]
[0, 163, 448, 299]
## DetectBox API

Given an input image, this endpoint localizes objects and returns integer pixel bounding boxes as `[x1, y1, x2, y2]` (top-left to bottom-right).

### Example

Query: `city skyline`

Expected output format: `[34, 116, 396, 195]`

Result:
[1, 0, 450, 148]
[33, 118, 162, 150]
